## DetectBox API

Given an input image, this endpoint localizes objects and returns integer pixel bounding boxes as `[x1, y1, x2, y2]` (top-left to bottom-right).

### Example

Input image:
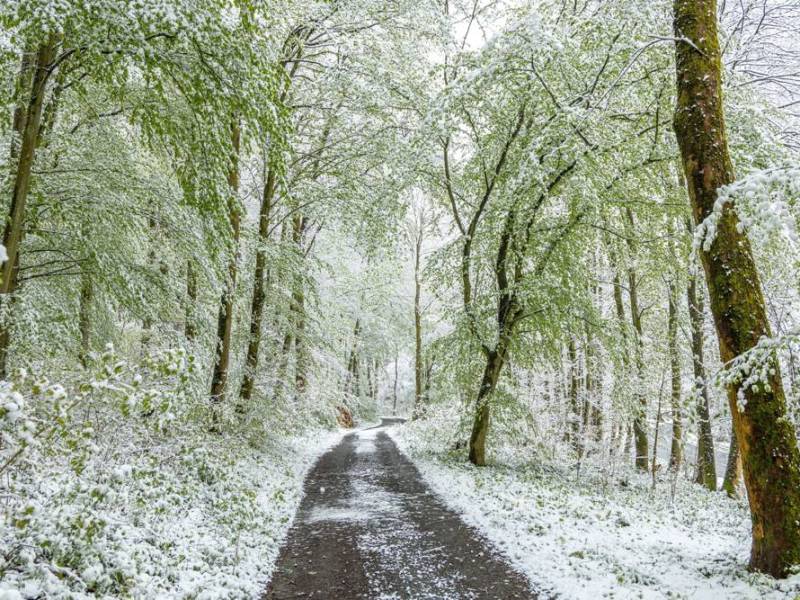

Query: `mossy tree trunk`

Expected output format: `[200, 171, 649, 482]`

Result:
[673, 0, 800, 576]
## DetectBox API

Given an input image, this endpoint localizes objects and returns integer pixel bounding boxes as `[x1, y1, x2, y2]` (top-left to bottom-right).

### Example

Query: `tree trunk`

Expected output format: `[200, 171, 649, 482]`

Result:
[624, 422, 633, 459]
[345, 319, 361, 396]
[609, 261, 635, 461]
[291, 214, 307, 395]
[467, 205, 524, 466]
[78, 267, 93, 368]
[673, 0, 800, 575]
[2, 40, 55, 293]
[210, 120, 242, 409]
[413, 232, 423, 419]
[0, 40, 57, 377]
[141, 215, 158, 348]
[293, 283, 307, 394]
[0, 254, 21, 380]
[721, 425, 743, 497]
[274, 330, 294, 402]
[627, 262, 649, 470]
[9, 46, 35, 159]
[688, 270, 717, 490]
[585, 327, 603, 444]
[239, 165, 277, 402]
[373, 358, 382, 402]
[366, 358, 375, 405]
[668, 282, 683, 471]
[392, 351, 399, 416]
[185, 260, 197, 342]
[423, 354, 434, 402]
[567, 338, 580, 448]
[468, 345, 508, 466]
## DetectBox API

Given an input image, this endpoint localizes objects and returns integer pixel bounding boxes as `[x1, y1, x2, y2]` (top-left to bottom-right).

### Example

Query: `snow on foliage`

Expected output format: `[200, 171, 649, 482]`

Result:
[696, 167, 800, 252]
[0, 346, 344, 598]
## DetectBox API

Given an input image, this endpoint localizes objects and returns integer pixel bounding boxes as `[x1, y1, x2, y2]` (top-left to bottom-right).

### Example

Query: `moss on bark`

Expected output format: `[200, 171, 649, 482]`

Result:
[673, 0, 800, 576]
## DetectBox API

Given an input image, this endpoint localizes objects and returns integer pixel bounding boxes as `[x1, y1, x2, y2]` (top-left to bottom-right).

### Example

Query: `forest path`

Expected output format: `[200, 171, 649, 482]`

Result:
[264, 419, 535, 599]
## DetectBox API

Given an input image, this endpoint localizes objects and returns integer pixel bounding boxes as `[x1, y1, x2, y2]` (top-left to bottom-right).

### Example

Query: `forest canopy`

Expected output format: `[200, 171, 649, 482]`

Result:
[2, 0, 800, 597]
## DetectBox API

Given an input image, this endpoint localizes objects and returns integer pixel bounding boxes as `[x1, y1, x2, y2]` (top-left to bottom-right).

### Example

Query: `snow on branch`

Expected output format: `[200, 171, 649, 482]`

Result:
[695, 166, 800, 252]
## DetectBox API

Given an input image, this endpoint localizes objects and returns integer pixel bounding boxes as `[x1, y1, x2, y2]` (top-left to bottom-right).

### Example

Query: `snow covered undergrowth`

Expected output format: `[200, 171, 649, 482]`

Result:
[390, 422, 800, 599]
[1, 422, 343, 599]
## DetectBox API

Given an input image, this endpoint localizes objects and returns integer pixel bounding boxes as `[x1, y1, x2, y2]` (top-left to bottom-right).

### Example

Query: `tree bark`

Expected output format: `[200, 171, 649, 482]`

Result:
[468, 345, 509, 466]
[1, 40, 55, 293]
[721, 424, 743, 497]
[0, 40, 57, 377]
[567, 338, 580, 448]
[609, 259, 635, 461]
[423, 355, 433, 402]
[585, 326, 602, 444]
[687, 270, 717, 490]
[627, 261, 650, 470]
[392, 351, 399, 416]
[413, 230, 423, 419]
[141, 215, 158, 348]
[291, 214, 307, 395]
[274, 329, 294, 402]
[293, 282, 307, 394]
[78, 266, 93, 368]
[185, 259, 197, 342]
[210, 120, 242, 409]
[374, 358, 382, 402]
[0, 254, 21, 380]
[673, 0, 800, 575]
[239, 165, 277, 402]
[466, 204, 528, 466]
[668, 282, 683, 471]
[345, 319, 361, 396]
[366, 358, 374, 404]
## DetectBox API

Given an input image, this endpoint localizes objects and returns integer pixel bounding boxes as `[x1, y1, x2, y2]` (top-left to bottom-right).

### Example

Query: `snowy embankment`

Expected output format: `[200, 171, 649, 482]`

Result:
[0, 427, 343, 599]
[389, 425, 800, 599]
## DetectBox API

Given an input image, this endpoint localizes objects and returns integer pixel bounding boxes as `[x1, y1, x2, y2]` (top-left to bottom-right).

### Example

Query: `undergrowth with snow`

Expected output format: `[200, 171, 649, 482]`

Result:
[390, 414, 800, 600]
[0, 346, 343, 599]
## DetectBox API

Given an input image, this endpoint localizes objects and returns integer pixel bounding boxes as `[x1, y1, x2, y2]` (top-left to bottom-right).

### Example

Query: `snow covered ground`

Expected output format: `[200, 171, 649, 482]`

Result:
[0, 427, 345, 599]
[389, 425, 800, 599]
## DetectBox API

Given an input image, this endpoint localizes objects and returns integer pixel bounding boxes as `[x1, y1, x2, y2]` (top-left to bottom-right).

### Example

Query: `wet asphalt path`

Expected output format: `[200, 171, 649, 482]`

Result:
[264, 419, 535, 599]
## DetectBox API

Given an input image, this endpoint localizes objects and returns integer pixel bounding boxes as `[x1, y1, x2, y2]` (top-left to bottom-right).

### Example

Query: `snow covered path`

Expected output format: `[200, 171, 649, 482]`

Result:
[264, 420, 536, 599]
